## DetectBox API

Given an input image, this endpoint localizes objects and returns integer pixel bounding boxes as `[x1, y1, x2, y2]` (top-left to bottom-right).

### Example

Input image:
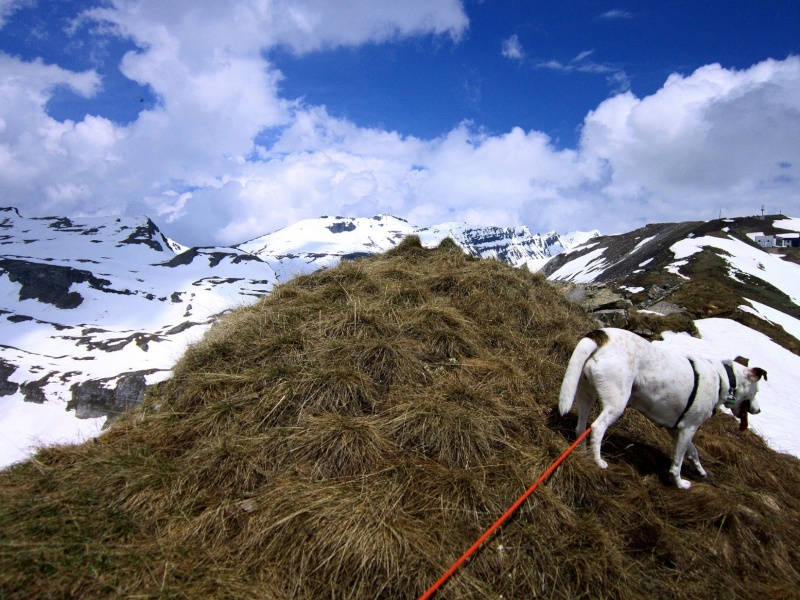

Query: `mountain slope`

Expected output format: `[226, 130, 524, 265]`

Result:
[1, 237, 798, 599]
[0, 208, 595, 467]
[0, 207, 278, 464]
[543, 215, 800, 356]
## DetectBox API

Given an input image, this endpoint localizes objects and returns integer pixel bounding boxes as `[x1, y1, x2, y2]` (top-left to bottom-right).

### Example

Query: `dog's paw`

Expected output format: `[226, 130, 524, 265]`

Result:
[696, 466, 707, 478]
[595, 458, 608, 470]
[677, 478, 692, 490]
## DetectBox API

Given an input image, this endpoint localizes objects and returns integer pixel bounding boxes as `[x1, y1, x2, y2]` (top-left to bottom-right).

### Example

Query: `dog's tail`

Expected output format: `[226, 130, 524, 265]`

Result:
[558, 330, 608, 415]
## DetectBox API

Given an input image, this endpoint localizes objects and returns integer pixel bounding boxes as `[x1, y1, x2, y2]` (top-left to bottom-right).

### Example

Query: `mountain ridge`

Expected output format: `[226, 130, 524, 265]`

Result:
[542, 214, 800, 357]
[0, 207, 595, 467]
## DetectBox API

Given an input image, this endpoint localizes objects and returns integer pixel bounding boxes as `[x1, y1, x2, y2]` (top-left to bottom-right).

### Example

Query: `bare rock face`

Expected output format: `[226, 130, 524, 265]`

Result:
[20, 375, 50, 403]
[555, 283, 632, 327]
[68, 372, 153, 423]
[0, 259, 112, 309]
[0, 358, 19, 396]
[592, 309, 629, 328]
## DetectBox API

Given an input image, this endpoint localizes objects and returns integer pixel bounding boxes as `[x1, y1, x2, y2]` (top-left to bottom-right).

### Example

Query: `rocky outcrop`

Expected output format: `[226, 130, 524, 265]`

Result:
[68, 371, 159, 422]
[0, 358, 19, 396]
[20, 374, 51, 403]
[0, 259, 115, 309]
[557, 283, 633, 327]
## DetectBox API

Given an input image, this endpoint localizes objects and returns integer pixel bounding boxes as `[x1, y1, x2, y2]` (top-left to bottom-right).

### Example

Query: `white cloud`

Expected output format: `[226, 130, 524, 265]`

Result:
[501, 34, 524, 61]
[0, 53, 104, 212]
[1, 1, 468, 232]
[572, 49, 595, 63]
[580, 57, 800, 227]
[0, 2, 798, 247]
[598, 9, 633, 20]
[86, 0, 468, 57]
[535, 51, 630, 93]
[0, 0, 31, 29]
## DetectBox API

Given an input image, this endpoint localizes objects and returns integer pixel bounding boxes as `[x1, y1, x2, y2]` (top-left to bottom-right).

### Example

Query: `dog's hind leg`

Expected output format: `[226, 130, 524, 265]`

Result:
[574, 388, 595, 442]
[686, 442, 707, 477]
[588, 402, 626, 470]
[666, 428, 700, 489]
[584, 367, 631, 470]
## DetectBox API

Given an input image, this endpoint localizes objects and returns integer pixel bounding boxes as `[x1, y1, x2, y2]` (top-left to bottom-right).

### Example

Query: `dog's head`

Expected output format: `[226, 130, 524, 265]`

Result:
[724, 359, 767, 431]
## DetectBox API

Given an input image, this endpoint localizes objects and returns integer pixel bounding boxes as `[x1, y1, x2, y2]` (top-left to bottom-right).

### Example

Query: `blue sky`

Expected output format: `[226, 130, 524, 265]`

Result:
[272, 1, 799, 144]
[1, 1, 799, 245]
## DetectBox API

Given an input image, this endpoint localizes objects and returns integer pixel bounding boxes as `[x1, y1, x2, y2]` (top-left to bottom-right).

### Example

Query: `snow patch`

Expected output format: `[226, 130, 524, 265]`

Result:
[547, 247, 607, 283]
[631, 236, 656, 253]
[739, 299, 800, 343]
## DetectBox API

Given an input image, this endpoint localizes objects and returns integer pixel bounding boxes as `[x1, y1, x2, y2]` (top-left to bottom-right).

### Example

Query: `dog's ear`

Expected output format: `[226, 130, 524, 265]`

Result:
[734, 356, 750, 367]
[748, 367, 768, 382]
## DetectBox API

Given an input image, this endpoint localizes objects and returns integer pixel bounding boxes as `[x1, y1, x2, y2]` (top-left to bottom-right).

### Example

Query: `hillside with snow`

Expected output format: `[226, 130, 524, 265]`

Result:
[5, 237, 799, 599]
[3, 206, 799, 467]
[0, 208, 592, 468]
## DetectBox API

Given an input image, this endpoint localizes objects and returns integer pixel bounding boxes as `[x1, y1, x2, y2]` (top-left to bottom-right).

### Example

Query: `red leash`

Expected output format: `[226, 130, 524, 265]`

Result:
[418, 427, 592, 600]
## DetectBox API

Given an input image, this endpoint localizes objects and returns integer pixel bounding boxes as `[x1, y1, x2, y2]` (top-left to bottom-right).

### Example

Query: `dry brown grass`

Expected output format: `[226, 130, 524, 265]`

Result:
[2, 236, 800, 599]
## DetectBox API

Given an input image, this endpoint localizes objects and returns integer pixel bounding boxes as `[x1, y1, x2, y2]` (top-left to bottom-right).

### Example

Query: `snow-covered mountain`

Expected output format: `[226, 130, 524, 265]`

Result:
[0, 208, 595, 467]
[3, 207, 800, 466]
[238, 214, 592, 277]
[0, 207, 280, 465]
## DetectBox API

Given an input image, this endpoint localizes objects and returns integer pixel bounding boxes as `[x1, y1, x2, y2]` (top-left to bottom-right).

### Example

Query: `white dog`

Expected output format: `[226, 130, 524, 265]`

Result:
[558, 328, 767, 489]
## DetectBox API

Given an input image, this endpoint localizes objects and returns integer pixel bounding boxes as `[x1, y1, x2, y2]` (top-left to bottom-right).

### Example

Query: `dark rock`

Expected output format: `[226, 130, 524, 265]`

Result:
[116, 218, 165, 251]
[160, 247, 200, 267]
[0, 258, 121, 309]
[327, 221, 356, 233]
[68, 371, 158, 421]
[0, 358, 19, 396]
[341, 252, 374, 262]
[6, 314, 33, 323]
[163, 321, 199, 335]
[594, 297, 633, 311]
[20, 374, 51, 403]
[46, 217, 76, 230]
[582, 286, 631, 311]
[646, 301, 685, 316]
[592, 309, 629, 328]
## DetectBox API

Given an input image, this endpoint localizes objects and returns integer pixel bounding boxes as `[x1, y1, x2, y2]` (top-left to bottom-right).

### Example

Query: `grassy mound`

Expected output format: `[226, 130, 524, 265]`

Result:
[2, 237, 800, 599]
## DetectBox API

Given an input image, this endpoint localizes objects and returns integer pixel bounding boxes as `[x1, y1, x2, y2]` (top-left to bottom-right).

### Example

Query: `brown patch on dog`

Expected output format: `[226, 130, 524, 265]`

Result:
[734, 356, 750, 367]
[750, 367, 768, 382]
[585, 329, 610, 348]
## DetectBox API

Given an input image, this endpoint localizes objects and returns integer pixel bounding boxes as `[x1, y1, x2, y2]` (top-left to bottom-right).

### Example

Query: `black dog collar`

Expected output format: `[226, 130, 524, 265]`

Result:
[723, 362, 737, 407]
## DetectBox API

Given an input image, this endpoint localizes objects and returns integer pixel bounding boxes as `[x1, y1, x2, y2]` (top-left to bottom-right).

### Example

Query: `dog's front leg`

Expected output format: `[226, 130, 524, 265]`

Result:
[667, 428, 697, 489]
[685, 440, 706, 478]
[667, 429, 707, 482]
